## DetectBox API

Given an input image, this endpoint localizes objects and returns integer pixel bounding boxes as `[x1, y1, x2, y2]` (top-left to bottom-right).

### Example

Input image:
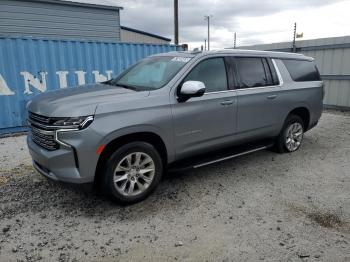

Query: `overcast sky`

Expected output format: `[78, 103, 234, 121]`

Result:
[87, 0, 350, 49]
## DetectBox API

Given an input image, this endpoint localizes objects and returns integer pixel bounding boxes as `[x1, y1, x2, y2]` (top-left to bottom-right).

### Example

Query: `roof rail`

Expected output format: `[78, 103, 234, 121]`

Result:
[190, 50, 202, 54]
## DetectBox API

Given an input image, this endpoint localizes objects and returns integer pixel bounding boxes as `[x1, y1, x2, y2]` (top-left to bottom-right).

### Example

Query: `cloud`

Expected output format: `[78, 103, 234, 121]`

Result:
[76, 0, 349, 49]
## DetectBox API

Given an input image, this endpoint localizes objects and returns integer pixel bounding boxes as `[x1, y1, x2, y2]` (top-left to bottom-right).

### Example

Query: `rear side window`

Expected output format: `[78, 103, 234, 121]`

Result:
[282, 59, 321, 82]
[183, 57, 228, 92]
[235, 57, 274, 88]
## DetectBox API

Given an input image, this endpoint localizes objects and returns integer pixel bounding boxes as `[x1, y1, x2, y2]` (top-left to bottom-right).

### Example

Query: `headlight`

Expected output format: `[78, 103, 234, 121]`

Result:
[52, 116, 94, 129]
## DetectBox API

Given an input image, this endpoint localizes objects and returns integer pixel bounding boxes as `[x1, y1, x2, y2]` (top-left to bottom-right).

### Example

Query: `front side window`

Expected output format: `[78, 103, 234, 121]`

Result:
[235, 57, 273, 88]
[108, 56, 191, 90]
[282, 59, 321, 82]
[183, 58, 228, 93]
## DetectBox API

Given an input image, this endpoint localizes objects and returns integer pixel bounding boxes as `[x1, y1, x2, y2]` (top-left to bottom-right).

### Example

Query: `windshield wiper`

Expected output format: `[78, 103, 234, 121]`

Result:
[103, 80, 151, 91]
[103, 80, 137, 90]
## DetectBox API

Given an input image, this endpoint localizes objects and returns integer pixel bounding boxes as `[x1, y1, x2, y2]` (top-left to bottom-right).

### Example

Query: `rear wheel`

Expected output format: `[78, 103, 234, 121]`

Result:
[103, 142, 163, 204]
[275, 114, 304, 153]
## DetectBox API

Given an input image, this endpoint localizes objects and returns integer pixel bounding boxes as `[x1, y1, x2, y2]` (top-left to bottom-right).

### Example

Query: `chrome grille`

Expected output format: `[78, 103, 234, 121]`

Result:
[28, 112, 59, 151]
[28, 112, 51, 125]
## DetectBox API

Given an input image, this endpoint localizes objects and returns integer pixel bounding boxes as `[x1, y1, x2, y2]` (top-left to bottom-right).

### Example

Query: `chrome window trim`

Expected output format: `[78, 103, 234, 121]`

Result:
[235, 85, 278, 91]
[204, 89, 236, 95]
[182, 56, 285, 95]
[272, 58, 284, 86]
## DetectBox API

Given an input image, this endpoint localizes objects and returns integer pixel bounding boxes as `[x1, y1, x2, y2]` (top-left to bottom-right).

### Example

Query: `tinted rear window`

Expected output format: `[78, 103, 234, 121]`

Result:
[235, 57, 273, 88]
[282, 59, 321, 82]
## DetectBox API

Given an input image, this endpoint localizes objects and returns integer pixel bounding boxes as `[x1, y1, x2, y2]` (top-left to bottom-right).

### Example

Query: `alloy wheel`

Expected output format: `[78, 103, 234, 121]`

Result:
[285, 122, 303, 152]
[113, 152, 155, 196]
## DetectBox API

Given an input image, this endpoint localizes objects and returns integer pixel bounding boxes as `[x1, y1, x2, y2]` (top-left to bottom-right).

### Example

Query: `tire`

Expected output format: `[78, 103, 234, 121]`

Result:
[103, 142, 163, 204]
[275, 114, 304, 153]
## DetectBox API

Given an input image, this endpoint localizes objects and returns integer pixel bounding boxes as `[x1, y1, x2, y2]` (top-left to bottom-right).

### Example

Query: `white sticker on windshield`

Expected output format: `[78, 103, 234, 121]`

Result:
[171, 57, 191, 63]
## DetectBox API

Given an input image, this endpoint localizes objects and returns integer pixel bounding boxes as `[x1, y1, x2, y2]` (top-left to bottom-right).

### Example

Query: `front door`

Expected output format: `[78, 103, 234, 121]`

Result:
[171, 57, 237, 159]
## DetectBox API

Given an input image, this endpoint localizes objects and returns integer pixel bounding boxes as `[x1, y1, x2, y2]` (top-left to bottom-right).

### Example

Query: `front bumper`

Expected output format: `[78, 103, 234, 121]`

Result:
[27, 122, 102, 183]
[28, 135, 92, 183]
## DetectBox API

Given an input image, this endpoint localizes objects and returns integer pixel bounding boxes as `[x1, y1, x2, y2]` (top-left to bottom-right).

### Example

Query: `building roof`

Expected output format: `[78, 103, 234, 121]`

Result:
[237, 35, 350, 52]
[31, 0, 123, 10]
[121, 26, 171, 42]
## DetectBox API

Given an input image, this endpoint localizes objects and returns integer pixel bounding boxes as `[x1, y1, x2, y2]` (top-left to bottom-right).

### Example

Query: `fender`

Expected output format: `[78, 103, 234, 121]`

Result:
[98, 124, 175, 163]
[279, 102, 311, 131]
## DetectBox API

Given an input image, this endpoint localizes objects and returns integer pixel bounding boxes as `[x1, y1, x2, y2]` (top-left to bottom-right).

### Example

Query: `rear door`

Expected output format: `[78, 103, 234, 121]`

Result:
[232, 56, 282, 138]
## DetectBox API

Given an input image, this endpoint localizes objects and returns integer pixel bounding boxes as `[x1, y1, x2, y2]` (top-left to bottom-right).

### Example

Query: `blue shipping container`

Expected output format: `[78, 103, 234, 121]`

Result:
[0, 37, 178, 135]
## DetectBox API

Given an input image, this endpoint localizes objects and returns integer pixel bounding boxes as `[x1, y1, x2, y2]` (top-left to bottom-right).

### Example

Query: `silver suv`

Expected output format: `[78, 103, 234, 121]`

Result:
[27, 50, 323, 204]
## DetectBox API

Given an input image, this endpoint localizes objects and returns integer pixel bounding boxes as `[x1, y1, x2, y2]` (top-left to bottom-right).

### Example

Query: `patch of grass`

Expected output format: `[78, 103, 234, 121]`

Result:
[307, 212, 343, 229]
[0, 164, 34, 179]
[0, 176, 9, 185]
[288, 204, 349, 233]
[1, 164, 33, 173]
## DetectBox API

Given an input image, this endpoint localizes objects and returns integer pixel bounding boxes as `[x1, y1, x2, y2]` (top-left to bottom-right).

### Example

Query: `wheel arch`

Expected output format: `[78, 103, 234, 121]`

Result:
[288, 107, 310, 130]
[94, 131, 168, 186]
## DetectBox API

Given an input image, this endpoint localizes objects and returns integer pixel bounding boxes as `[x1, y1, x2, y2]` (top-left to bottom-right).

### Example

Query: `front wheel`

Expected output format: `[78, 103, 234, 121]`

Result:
[103, 142, 163, 204]
[275, 114, 304, 153]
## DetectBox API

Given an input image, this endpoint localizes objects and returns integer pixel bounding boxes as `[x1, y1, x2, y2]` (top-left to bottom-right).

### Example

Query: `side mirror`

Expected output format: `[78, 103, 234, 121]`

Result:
[178, 81, 205, 102]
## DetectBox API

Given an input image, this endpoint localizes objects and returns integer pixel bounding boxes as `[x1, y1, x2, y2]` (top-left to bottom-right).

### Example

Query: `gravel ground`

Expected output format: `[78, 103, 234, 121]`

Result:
[0, 110, 349, 262]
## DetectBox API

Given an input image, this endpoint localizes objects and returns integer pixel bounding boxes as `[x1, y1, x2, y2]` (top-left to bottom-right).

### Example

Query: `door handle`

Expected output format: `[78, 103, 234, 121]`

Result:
[267, 95, 277, 100]
[220, 100, 234, 105]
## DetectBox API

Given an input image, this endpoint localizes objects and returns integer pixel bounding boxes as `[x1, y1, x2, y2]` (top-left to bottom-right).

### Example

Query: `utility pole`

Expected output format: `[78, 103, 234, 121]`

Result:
[234, 32, 236, 49]
[292, 22, 296, 52]
[204, 39, 207, 50]
[174, 0, 179, 45]
[204, 15, 212, 50]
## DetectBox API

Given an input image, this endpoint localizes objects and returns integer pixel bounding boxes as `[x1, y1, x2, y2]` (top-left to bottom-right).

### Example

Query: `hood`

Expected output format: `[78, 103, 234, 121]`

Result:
[27, 83, 150, 117]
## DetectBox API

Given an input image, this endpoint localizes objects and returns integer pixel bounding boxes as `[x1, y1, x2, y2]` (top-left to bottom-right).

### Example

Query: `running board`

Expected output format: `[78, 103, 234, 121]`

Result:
[192, 145, 270, 168]
[169, 141, 274, 172]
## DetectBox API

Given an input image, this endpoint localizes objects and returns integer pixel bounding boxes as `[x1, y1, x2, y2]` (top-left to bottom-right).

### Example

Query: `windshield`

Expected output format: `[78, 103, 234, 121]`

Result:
[107, 56, 191, 90]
